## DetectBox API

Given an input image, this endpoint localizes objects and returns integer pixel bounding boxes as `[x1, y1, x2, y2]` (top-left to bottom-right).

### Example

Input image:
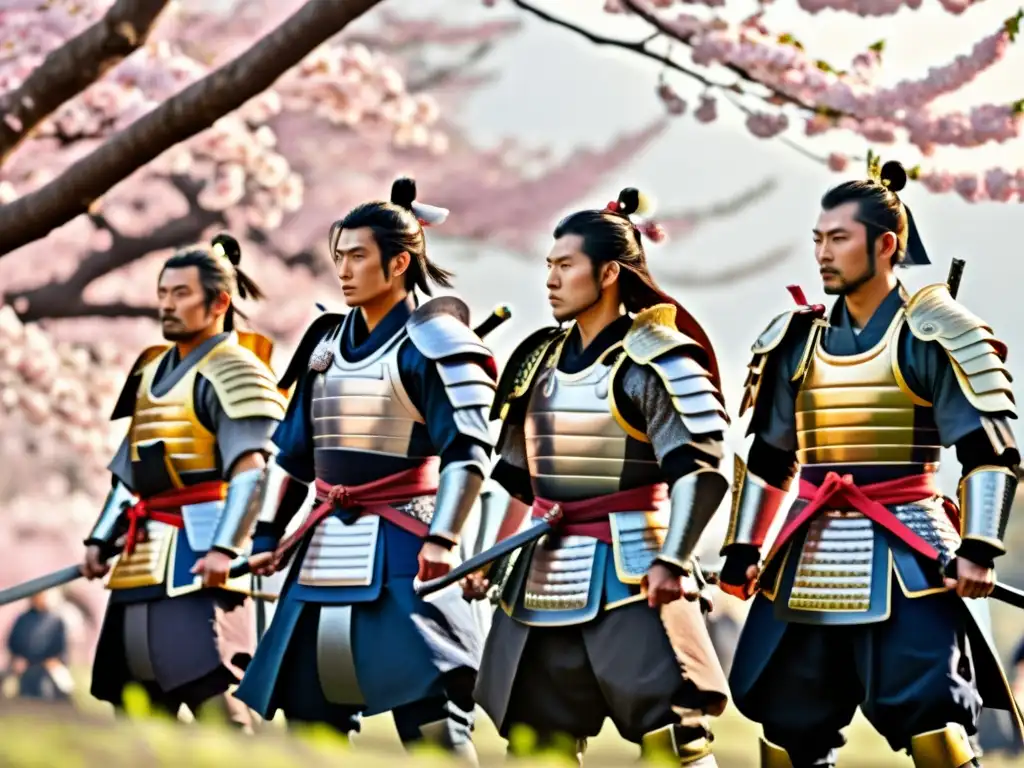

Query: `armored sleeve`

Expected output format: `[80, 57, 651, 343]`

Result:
[195, 345, 287, 477]
[404, 297, 499, 545]
[490, 424, 534, 505]
[617, 361, 724, 478]
[618, 307, 731, 572]
[902, 287, 1020, 561]
[725, 306, 820, 558]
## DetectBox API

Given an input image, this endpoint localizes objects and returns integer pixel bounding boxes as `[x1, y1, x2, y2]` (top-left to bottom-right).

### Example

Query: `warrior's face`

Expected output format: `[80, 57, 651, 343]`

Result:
[333, 226, 409, 308]
[813, 201, 876, 296]
[545, 234, 616, 323]
[157, 265, 228, 341]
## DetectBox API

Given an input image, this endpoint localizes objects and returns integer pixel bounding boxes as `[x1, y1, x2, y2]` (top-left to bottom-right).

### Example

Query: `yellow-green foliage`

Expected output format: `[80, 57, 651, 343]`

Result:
[2, 682, 1024, 767]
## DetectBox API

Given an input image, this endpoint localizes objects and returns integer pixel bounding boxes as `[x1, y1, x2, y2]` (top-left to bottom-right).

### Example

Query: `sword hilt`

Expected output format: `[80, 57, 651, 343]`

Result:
[540, 503, 562, 524]
[473, 304, 512, 339]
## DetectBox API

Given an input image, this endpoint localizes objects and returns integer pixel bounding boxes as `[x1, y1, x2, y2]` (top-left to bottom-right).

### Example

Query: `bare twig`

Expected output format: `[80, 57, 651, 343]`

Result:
[406, 41, 496, 93]
[0, 0, 384, 259]
[0, 0, 172, 165]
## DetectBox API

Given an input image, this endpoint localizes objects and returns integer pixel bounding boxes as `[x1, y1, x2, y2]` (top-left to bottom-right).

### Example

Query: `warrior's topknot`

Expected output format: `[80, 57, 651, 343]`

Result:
[390, 177, 417, 210]
[879, 160, 908, 193]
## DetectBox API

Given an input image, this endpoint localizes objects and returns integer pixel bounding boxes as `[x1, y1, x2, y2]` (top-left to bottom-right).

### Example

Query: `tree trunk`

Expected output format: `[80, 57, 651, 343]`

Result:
[0, 0, 384, 258]
[0, 0, 172, 165]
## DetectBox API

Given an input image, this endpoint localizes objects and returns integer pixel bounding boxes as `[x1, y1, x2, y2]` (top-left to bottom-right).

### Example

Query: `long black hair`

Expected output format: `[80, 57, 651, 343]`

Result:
[160, 233, 263, 331]
[820, 159, 928, 266]
[554, 186, 722, 390]
[328, 177, 453, 295]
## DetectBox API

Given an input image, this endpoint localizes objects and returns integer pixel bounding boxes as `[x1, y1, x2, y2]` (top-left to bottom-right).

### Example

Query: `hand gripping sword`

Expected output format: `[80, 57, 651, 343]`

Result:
[416, 504, 564, 598]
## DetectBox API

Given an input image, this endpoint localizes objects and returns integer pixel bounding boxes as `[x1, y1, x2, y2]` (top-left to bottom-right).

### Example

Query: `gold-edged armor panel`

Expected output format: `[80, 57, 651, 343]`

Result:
[622, 304, 730, 436]
[199, 340, 287, 422]
[765, 498, 961, 624]
[909, 724, 976, 767]
[906, 283, 1016, 417]
[795, 306, 941, 467]
[129, 348, 218, 479]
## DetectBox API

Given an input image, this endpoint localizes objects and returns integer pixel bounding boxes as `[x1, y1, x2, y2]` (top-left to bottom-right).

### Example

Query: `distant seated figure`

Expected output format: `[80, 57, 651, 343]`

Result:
[5, 590, 74, 702]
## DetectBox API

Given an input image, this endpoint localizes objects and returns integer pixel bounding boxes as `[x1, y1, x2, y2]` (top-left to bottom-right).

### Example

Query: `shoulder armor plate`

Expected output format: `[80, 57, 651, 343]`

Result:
[110, 344, 171, 420]
[621, 311, 731, 436]
[752, 310, 798, 355]
[277, 313, 344, 391]
[739, 305, 822, 420]
[623, 304, 703, 365]
[906, 283, 1016, 416]
[235, 330, 275, 367]
[406, 296, 492, 361]
[200, 342, 288, 421]
[491, 326, 566, 422]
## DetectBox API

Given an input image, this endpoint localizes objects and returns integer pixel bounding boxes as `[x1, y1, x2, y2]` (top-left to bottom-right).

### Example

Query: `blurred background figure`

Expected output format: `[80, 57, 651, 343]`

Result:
[2, 590, 74, 703]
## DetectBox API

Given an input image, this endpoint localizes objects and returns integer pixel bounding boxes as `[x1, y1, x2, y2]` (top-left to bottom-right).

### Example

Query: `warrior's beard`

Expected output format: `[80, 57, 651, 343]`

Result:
[823, 247, 877, 296]
[161, 316, 201, 342]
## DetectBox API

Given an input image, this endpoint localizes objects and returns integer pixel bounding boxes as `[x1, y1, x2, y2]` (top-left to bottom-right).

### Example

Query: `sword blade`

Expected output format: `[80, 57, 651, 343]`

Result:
[416, 514, 558, 598]
[0, 565, 84, 607]
[991, 581, 1024, 609]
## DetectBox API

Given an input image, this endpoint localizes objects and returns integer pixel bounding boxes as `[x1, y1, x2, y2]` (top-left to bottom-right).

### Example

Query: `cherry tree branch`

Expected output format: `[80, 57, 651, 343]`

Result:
[4, 176, 225, 322]
[0, 0, 384, 259]
[0, 0, 172, 166]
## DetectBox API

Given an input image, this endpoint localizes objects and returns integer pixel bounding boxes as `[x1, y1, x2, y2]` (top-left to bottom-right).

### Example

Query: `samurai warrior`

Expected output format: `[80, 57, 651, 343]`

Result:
[232, 178, 496, 764]
[472, 188, 731, 765]
[719, 160, 1022, 767]
[80, 235, 287, 730]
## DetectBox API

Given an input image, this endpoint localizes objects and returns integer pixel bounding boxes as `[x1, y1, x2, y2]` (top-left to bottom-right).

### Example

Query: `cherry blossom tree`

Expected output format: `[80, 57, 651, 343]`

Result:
[0, 1, 781, 513]
[503, 0, 1024, 203]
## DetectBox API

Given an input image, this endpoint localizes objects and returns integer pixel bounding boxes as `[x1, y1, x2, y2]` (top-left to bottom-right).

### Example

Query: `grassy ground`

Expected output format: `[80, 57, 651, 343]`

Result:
[2, 679, 1024, 767]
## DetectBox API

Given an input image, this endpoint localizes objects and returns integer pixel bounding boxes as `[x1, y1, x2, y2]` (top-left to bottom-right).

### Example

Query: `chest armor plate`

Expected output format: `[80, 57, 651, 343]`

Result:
[795, 308, 940, 467]
[310, 322, 424, 466]
[129, 351, 217, 478]
[523, 345, 660, 501]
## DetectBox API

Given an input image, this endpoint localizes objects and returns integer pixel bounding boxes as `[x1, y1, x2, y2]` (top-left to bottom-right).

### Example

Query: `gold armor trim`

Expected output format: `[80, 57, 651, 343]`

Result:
[641, 725, 713, 764]
[129, 348, 217, 477]
[609, 509, 670, 584]
[498, 331, 567, 421]
[958, 465, 1018, 554]
[909, 723, 975, 767]
[758, 737, 794, 768]
[622, 304, 692, 364]
[110, 344, 173, 420]
[795, 306, 940, 466]
[906, 283, 1016, 416]
[786, 510, 880, 613]
[106, 522, 175, 590]
[199, 340, 287, 421]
